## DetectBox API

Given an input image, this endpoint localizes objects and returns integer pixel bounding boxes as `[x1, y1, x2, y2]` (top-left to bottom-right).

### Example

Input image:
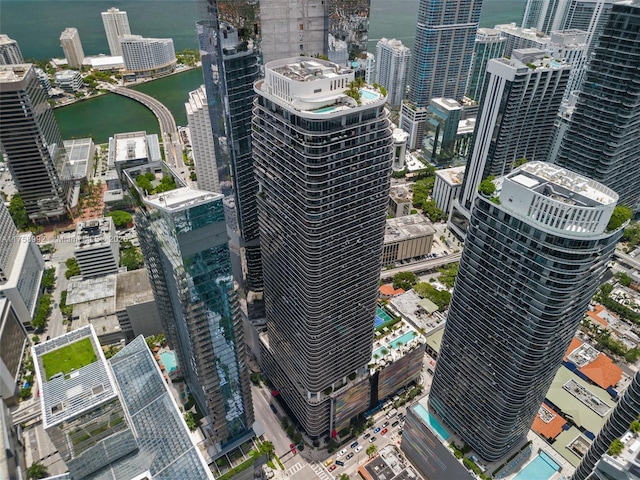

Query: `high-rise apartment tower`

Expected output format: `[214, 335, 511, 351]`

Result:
[0, 64, 67, 220]
[0, 35, 23, 65]
[253, 58, 393, 437]
[101, 7, 131, 56]
[465, 28, 506, 103]
[400, 0, 482, 149]
[555, 0, 640, 212]
[431, 161, 623, 461]
[60, 27, 85, 69]
[374, 38, 410, 107]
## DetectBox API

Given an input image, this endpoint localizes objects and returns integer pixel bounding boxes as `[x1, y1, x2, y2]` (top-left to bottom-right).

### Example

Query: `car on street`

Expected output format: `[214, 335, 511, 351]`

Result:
[373, 427, 381, 433]
[337, 448, 347, 457]
[355, 445, 363, 453]
[324, 459, 334, 467]
[346, 453, 354, 460]
[382, 421, 389, 428]
[363, 433, 371, 440]
[290, 443, 297, 454]
[350, 441, 358, 448]
[336, 461, 344, 467]
[329, 464, 337, 472]
[381, 428, 388, 435]
[392, 421, 400, 427]
[269, 404, 277, 414]
[369, 436, 376, 443]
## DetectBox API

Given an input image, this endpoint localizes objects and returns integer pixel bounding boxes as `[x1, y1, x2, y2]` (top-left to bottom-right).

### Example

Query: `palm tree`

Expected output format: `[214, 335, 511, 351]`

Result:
[26, 461, 49, 480]
[366, 443, 377, 458]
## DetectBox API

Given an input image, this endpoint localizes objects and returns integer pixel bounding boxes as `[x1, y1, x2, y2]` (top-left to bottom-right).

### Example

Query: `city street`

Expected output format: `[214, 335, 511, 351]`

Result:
[44, 232, 76, 341]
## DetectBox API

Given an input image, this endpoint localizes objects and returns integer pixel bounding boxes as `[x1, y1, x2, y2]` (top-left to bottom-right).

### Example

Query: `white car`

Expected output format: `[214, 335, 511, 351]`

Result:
[355, 446, 363, 453]
[337, 448, 347, 457]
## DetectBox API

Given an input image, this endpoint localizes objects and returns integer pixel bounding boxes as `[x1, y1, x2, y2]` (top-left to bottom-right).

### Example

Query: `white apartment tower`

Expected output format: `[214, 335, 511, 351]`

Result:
[119, 35, 176, 78]
[59, 28, 85, 69]
[0, 35, 23, 65]
[101, 7, 131, 56]
[547, 29, 588, 97]
[374, 38, 411, 107]
[185, 85, 221, 193]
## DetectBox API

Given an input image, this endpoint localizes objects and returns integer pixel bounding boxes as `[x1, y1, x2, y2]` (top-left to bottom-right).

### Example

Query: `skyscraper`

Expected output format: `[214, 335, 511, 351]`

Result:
[60, 27, 85, 69]
[197, 12, 263, 312]
[546, 29, 588, 98]
[556, 0, 613, 58]
[0, 64, 68, 221]
[572, 371, 640, 480]
[449, 49, 570, 238]
[465, 28, 506, 103]
[327, 0, 372, 65]
[555, 0, 640, 212]
[400, 0, 482, 149]
[374, 38, 410, 107]
[101, 7, 131, 56]
[431, 161, 622, 461]
[253, 57, 393, 437]
[521, 0, 568, 33]
[0, 35, 23, 65]
[124, 162, 254, 451]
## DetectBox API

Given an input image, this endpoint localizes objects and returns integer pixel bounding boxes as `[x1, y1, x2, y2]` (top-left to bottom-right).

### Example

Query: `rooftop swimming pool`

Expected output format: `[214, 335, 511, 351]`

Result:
[513, 452, 560, 480]
[160, 351, 177, 373]
[360, 89, 379, 101]
[389, 331, 417, 349]
[414, 403, 450, 441]
[314, 105, 338, 114]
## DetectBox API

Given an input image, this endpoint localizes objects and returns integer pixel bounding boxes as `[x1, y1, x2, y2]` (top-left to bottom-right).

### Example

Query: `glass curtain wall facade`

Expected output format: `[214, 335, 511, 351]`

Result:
[0, 64, 67, 221]
[431, 162, 623, 461]
[555, 1, 640, 212]
[125, 163, 253, 449]
[253, 58, 393, 437]
[465, 28, 506, 103]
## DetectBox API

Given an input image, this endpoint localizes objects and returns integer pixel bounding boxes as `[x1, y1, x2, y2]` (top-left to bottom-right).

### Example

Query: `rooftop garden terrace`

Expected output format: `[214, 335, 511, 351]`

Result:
[41, 337, 97, 381]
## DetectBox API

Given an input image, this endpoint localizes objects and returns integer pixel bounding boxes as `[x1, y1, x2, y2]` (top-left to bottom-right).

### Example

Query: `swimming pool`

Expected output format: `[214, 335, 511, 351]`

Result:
[160, 351, 177, 373]
[414, 403, 450, 441]
[513, 452, 560, 480]
[314, 105, 338, 114]
[389, 331, 417, 349]
[360, 89, 379, 101]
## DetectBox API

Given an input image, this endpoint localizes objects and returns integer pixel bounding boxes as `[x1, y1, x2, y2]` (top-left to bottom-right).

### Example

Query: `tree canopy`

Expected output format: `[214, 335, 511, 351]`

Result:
[393, 271, 417, 290]
[107, 210, 132, 228]
[8, 194, 30, 230]
[608, 205, 633, 231]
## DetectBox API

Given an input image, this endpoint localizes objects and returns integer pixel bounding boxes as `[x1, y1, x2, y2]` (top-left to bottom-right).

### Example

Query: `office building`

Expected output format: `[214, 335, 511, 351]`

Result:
[101, 7, 131, 57]
[0, 297, 28, 403]
[120, 35, 176, 79]
[108, 131, 161, 179]
[424, 98, 463, 167]
[433, 166, 465, 215]
[197, 17, 264, 314]
[449, 49, 570, 238]
[74, 218, 120, 278]
[391, 128, 409, 171]
[186, 85, 221, 193]
[400, 0, 482, 149]
[124, 162, 254, 450]
[572, 371, 640, 480]
[259, 0, 327, 64]
[34, 325, 213, 479]
[60, 28, 85, 69]
[0, 64, 68, 220]
[374, 38, 410, 107]
[55, 69, 84, 93]
[555, 1, 640, 212]
[381, 215, 435, 266]
[253, 57, 393, 437]
[465, 28, 506, 103]
[431, 162, 623, 461]
[0, 202, 18, 282]
[493, 23, 551, 57]
[0, 35, 23, 65]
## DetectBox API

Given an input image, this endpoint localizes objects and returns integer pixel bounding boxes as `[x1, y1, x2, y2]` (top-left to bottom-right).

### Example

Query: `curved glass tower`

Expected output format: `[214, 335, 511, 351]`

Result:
[430, 162, 623, 461]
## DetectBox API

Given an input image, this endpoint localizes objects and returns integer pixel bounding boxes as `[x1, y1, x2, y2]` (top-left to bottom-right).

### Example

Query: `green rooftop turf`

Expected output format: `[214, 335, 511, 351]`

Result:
[41, 337, 97, 381]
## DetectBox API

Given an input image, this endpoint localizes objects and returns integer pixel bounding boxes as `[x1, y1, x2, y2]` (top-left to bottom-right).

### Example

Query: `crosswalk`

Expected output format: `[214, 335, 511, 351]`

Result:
[287, 462, 303, 475]
[309, 461, 333, 480]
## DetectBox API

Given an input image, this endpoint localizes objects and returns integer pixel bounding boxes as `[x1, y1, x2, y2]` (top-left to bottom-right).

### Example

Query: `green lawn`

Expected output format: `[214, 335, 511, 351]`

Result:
[41, 338, 97, 380]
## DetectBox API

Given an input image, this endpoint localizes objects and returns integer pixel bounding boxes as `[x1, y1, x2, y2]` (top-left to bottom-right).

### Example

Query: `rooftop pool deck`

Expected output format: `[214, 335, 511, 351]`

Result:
[414, 403, 450, 441]
[512, 451, 560, 480]
[160, 351, 177, 373]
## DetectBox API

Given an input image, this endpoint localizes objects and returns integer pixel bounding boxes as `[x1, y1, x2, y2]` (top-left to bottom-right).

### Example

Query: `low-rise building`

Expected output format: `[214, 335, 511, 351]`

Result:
[433, 166, 465, 215]
[74, 217, 119, 278]
[54, 69, 83, 92]
[358, 445, 422, 480]
[108, 131, 161, 178]
[388, 186, 412, 218]
[382, 215, 435, 266]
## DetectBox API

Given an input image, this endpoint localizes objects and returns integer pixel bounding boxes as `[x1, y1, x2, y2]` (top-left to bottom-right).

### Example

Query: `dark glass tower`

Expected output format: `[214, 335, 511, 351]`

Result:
[431, 162, 623, 461]
[0, 64, 67, 221]
[197, 1, 263, 311]
[555, 0, 640, 212]
[125, 163, 254, 451]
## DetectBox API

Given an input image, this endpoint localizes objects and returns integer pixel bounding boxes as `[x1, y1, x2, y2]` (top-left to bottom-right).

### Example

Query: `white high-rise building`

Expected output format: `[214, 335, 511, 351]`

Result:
[185, 85, 220, 193]
[0, 35, 23, 65]
[494, 23, 551, 57]
[101, 7, 131, 56]
[119, 35, 176, 78]
[374, 38, 410, 107]
[59, 28, 85, 69]
[546, 29, 588, 97]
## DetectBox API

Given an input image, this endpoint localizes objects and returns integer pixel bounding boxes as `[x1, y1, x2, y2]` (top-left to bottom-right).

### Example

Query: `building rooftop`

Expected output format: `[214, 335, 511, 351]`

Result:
[564, 337, 623, 390]
[379, 284, 405, 297]
[113, 132, 148, 163]
[67, 274, 116, 305]
[33, 325, 119, 428]
[358, 444, 420, 480]
[75, 217, 117, 250]
[115, 269, 155, 310]
[435, 166, 465, 186]
[384, 214, 436, 244]
[0, 64, 29, 84]
[532, 403, 567, 440]
[270, 58, 350, 81]
[63, 138, 93, 180]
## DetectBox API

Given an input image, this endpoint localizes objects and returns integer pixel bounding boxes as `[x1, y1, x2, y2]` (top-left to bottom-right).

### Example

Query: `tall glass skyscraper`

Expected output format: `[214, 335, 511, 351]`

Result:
[253, 58, 393, 437]
[555, 0, 640, 213]
[197, 1, 264, 312]
[400, 0, 483, 149]
[0, 64, 68, 221]
[431, 162, 623, 461]
[125, 162, 254, 451]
